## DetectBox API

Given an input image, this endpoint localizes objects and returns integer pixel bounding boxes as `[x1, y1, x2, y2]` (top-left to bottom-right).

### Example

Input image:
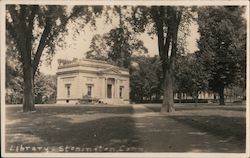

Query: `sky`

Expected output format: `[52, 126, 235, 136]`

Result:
[40, 13, 200, 75]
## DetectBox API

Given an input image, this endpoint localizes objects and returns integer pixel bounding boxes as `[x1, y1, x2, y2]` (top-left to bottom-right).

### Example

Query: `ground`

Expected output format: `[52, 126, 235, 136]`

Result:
[5, 103, 246, 153]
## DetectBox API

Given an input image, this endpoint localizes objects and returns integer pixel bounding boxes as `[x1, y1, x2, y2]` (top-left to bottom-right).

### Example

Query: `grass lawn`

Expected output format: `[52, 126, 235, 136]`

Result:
[5, 103, 246, 153]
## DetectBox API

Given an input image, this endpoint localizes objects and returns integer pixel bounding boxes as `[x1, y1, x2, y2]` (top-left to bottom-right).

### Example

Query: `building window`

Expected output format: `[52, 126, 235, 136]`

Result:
[65, 84, 71, 97]
[87, 85, 92, 96]
[107, 84, 112, 98]
[119, 86, 123, 98]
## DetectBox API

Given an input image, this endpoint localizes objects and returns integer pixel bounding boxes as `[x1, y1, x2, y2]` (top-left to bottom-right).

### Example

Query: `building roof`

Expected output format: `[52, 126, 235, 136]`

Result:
[58, 58, 128, 71]
[57, 58, 129, 76]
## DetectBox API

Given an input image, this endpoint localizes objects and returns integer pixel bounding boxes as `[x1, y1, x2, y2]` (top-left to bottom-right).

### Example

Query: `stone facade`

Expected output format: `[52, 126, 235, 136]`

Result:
[56, 59, 130, 104]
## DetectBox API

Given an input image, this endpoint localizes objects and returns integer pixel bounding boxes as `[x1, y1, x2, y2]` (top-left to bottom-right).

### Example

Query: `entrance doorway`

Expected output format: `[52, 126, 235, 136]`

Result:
[107, 84, 112, 98]
[107, 78, 115, 99]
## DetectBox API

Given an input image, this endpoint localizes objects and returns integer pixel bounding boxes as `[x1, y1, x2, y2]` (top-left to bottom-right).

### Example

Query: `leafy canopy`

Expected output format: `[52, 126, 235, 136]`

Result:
[197, 6, 246, 92]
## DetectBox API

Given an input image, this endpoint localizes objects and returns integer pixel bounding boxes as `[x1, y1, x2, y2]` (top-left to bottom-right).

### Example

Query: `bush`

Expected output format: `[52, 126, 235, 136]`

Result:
[174, 99, 208, 103]
[79, 95, 100, 104]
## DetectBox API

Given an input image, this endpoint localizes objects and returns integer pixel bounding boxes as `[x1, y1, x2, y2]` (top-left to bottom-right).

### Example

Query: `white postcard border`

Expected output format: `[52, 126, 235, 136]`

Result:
[1, 0, 249, 158]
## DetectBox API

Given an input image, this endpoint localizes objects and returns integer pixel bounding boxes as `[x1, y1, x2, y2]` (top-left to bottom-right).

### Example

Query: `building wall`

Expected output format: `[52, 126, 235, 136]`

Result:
[57, 73, 81, 104]
[80, 73, 98, 98]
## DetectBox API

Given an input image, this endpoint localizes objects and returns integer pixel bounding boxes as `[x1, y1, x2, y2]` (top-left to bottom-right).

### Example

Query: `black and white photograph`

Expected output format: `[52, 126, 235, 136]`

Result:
[1, 0, 249, 157]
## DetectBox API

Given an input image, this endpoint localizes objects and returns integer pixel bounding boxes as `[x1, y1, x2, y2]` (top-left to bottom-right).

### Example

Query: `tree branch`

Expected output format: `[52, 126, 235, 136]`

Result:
[151, 7, 164, 58]
[26, 6, 38, 66]
[164, 7, 174, 60]
[169, 10, 182, 65]
[17, 5, 29, 67]
[33, 17, 52, 75]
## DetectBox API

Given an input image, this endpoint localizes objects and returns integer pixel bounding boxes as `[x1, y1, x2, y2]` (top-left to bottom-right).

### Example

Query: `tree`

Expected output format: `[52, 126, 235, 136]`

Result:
[197, 6, 246, 105]
[34, 73, 57, 104]
[6, 61, 23, 104]
[175, 53, 208, 105]
[6, 5, 102, 111]
[6, 39, 24, 104]
[130, 6, 193, 112]
[86, 35, 108, 61]
[130, 55, 161, 102]
[6, 51, 57, 104]
[6, 65, 57, 104]
[87, 27, 148, 69]
[86, 6, 148, 69]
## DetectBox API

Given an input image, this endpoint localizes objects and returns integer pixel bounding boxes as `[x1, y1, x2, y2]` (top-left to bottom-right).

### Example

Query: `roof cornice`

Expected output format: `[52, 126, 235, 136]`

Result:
[58, 60, 129, 72]
[57, 69, 129, 77]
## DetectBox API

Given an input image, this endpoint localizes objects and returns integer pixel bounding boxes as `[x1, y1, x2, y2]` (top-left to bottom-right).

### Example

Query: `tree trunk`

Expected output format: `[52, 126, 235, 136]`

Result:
[194, 93, 198, 107]
[179, 92, 181, 103]
[140, 90, 143, 102]
[35, 93, 43, 104]
[218, 86, 225, 105]
[23, 65, 36, 112]
[161, 68, 175, 113]
[151, 6, 181, 113]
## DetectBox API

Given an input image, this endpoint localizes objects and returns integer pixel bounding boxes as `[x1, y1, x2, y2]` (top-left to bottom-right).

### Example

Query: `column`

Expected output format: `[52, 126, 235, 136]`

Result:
[77, 74, 81, 99]
[114, 79, 116, 99]
[105, 77, 107, 98]
[117, 79, 119, 99]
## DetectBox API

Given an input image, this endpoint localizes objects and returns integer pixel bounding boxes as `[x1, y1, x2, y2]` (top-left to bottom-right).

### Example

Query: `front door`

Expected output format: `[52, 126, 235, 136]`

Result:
[107, 84, 112, 98]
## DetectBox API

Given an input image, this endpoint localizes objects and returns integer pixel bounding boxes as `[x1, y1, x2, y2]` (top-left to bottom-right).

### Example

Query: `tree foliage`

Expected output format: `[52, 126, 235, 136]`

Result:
[197, 6, 246, 105]
[34, 74, 57, 104]
[130, 55, 162, 102]
[6, 60, 23, 104]
[86, 6, 148, 69]
[174, 53, 208, 103]
[6, 67, 57, 104]
[87, 27, 148, 69]
[6, 44, 57, 104]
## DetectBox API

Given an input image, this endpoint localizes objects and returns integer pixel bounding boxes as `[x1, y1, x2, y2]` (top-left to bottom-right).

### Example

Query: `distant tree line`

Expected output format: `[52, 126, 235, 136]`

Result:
[128, 54, 245, 104]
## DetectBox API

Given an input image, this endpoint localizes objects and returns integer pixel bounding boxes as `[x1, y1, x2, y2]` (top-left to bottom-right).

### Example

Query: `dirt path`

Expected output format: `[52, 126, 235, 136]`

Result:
[132, 104, 245, 152]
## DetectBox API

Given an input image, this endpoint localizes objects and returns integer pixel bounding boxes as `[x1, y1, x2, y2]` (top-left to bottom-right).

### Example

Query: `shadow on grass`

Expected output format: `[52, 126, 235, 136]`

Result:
[38, 117, 139, 146]
[214, 107, 246, 112]
[145, 104, 246, 112]
[6, 106, 133, 119]
[6, 106, 142, 152]
[169, 115, 246, 145]
[143, 104, 246, 152]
